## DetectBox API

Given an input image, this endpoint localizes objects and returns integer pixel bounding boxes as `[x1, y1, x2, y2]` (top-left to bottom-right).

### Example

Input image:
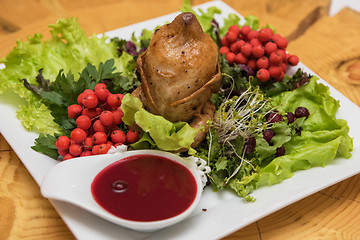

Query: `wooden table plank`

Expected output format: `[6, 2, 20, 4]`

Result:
[0, 0, 359, 239]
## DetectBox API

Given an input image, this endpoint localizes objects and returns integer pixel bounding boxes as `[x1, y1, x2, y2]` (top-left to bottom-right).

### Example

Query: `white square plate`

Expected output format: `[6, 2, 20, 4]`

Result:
[0, 1, 359, 239]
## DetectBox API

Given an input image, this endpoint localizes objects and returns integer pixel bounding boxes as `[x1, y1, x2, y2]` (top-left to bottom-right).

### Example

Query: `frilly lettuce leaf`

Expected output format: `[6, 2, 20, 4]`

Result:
[0, 18, 122, 133]
[121, 94, 198, 151]
[180, 0, 221, 35]
[219, 13, 241, 38]
[254, 77, 353, 187]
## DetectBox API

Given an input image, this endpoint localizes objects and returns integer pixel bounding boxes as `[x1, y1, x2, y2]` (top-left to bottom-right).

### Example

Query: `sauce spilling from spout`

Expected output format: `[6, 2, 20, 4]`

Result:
[91, 154, 198, 222]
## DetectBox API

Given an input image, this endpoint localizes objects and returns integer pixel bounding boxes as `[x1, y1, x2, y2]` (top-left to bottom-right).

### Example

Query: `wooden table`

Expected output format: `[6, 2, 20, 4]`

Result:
[1, 0, 360, 239]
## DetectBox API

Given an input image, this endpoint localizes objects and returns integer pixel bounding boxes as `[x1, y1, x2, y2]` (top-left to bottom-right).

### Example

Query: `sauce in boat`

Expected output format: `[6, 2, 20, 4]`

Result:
[91, 154, 198, 222]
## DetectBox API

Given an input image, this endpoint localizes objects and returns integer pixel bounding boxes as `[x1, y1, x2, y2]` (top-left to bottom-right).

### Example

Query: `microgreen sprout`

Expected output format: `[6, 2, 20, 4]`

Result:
[212, 84, 271, 144]
[208, 77, 273, 184]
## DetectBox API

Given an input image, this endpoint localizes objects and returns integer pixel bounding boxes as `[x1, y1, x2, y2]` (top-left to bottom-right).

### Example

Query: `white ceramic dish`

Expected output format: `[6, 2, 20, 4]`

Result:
[40, 150, 204, 232]
[0, 1, 359, 239]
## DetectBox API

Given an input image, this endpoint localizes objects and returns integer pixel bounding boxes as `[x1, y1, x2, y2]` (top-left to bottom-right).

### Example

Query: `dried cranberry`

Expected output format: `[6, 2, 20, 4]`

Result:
[286, 112, 296, 123]
[266, 112, 283, 123]
[244, 135, 256, 154]
[275, 146, 285, 157]
[295, 107, 310, 118]
[263, 129, 275, 143]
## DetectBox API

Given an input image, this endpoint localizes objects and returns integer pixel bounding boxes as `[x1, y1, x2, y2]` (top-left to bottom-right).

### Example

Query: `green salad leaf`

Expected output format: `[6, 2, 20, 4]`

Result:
[0, 18, 128, 134]
[255, 76, 353, 186]
[225, 77, 352, 196]
[121, 94, 198, 151]
[180, 0, 221, 36]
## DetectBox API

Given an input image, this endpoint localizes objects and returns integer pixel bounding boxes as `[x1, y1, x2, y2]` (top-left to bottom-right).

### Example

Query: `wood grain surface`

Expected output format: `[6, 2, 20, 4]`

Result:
[1, 0, 360, 239]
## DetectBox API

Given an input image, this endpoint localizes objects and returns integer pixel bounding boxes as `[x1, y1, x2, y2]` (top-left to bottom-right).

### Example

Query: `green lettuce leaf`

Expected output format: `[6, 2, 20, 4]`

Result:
[0, 18, 123, 133]
[180, 0, 221, 35]
[121, 94, 198, 151]
[255, 77, 353, 187]
[244, 15, 259, 30]
[219, 13, 241, 38]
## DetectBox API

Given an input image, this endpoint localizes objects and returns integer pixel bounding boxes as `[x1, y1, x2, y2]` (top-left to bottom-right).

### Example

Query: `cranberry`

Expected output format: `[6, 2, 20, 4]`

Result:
[275, 146, 285, 157]
[286, 112, 296, 123]
[266, 112, 283, 123]
[295, 107, 310, 118]
[244, 135, 256, 154]
[263, 129, 275, 143]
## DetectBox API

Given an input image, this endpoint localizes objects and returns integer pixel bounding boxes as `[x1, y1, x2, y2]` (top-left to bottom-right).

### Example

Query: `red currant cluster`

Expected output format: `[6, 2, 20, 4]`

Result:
[220, 25, 299, 82]
[55, 83, 139, 160]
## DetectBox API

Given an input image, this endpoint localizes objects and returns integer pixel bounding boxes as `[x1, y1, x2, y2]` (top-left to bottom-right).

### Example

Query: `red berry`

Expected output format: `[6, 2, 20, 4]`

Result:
[249, 38, 261, 47]
[229, 25, 241, 35]
[236, 40, 246, 50]
[247, 59, 257, 70]
[106, 141, 114, 147]
[92, 145, 100, 155]
[92, 132, 107, 145]
[95, 107, 102, 115]
[272, 34, 288, 49]
[258, 29, 272, 42]
[126, 129, 139, 144]
[70, 128, 87, 143]
[226, 31, 237, 43]
[221, 37, 229, 46]
[220, 46, 230, 55]
[95, 87, 109, 102]
[111, 130, 126, 144]
[252, 45, 265, 58]
[269, 52, 282, 66]
[240, 25, 251, 38]
[269, 66, 283, 79]
[226, 52, 236, 65]
[82, 94, 98, 108]
[82, 108, 97, 119]
[83, 89, 95, 96]
[117, 93, 124, 101]
[63, 153, 74, 160]
[235, 53, 248, 64]
[83, 137, 93, 150]
[80, 151, 92, 157]
[76, 115, 92, 130]
[256, 69, 270, 82]
[262, 28, 274, 37]
[112, 108, 124, 125]
[94, 83, 107, 92]
[265, 42, 278, 55]
[98, 143, 111, 154]
[275, 71, 284, 82]
[247, 30, 259, 40]
[56, 136, 70, 150]
[100, 110, 114, 126]
[256, 57, 269, 69]
[77, 92, 86, 105]
[288, 55, 299, 66]
[92, 143, 110, 155]
[69, 143, 83, 156]
[280, 62, 288, 72]
[93, 120, 106, 132]
[229, 42, 238, 53]
[276, 49, 287, 61]
[58, 148, 68, 157]
[106, 94, 121, 109]
[68, 104, 82, 119]
[240, 43, 252, 57]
